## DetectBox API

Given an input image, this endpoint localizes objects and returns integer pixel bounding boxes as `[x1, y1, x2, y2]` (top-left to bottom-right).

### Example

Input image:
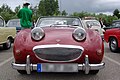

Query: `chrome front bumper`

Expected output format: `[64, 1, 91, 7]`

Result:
[12, 55, 105, 74]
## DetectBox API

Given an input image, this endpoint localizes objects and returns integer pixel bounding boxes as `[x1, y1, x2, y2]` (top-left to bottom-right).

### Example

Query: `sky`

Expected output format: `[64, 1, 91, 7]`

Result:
[0, 0, 120, 15]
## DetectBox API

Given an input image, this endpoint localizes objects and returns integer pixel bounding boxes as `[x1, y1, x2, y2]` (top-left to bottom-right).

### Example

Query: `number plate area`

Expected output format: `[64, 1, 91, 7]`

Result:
[37, 63, 78, 72]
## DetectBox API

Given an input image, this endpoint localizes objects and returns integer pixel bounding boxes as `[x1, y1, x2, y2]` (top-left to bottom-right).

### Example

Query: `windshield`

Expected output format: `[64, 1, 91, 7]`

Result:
[86, 20, 101, 27]
[36, 17, 82, 27]
[111, 22, 120, 28]
[0, 18, 4, 27]
[7, 19, 21, 27]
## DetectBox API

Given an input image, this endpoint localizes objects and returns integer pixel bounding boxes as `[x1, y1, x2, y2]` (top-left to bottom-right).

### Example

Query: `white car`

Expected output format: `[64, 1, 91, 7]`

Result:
[0, 16, 16, 49]
[7, 19, 21, 33]
[82, 19, 105, 39]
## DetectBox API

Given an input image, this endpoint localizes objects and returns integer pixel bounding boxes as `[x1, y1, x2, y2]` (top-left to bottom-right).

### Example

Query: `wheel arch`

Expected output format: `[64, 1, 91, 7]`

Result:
[108, 36, 117, 42]
[7, 36, 14, 43]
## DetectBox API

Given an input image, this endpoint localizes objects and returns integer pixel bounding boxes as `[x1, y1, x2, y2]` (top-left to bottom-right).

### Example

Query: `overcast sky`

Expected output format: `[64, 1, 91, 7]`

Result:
[0, 0, 120, 15]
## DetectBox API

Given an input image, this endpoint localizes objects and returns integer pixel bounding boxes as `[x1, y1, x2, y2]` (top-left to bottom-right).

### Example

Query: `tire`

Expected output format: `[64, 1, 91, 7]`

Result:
[109, 38, 119, 52]
[89, 70, 99, 75]
[3, 38, 11, 50]
[17, 70, 27, 74]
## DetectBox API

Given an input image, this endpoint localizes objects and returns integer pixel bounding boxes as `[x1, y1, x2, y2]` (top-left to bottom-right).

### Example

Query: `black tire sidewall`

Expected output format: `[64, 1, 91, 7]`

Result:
[3, 39, 11, 50]
[89, 70, 99, 75]
[17, 70, 27, 74]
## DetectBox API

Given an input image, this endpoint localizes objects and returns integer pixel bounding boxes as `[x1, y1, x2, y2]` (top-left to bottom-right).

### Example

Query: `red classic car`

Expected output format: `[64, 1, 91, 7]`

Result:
[12, 16, 105, 75]
[104, 23, 120, 52]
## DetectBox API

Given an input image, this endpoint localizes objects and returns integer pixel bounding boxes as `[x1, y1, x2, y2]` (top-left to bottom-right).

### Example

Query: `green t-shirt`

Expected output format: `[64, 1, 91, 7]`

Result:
[17, 6, 32, 28]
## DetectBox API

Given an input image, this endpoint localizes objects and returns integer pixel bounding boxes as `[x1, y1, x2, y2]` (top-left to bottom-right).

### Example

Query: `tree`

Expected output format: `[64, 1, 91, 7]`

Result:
[0, 4, 15, 22]
[38, 0, 46, 16]
[0, 4, 14, 14]
[38, 0, 59, 16]
[113, 9, 119, 18]
[54, 0, 59, 15]
[14, 5, 20, 14]
[71, 11, 95, 18]
[30, 5, 39, 21]
[61, 10, 68, 16]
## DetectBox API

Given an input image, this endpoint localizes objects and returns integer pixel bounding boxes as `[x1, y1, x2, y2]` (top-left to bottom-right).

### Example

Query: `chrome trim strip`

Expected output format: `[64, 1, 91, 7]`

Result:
[33, 44, 84, 50]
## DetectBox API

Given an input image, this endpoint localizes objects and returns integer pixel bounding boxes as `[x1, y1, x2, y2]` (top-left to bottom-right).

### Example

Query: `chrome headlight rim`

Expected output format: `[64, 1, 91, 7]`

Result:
[31, 27, 45, 41]
[72, 27, 86, 41]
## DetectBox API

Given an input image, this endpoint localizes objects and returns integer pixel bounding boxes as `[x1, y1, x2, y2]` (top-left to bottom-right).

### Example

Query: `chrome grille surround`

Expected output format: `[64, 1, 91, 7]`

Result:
[33, 44, 84, 62]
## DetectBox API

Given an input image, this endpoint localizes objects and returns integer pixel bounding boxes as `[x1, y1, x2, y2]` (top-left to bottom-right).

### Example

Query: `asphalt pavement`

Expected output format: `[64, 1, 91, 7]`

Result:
[0, 42, 120, 80]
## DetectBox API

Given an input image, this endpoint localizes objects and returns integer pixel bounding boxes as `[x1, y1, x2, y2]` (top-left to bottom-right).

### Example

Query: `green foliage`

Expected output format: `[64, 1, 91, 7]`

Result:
[30, 6, 39, 21]
[61, 10, 68, 16]
[71, 12, 118, 26]
[0, 4, 15, 22]
[38, 0, 59, 16]
[14, 5, 20, 14]
[71, 11, 95, 18]
[38, 0, 46, 16]
[113, 9, 119, 18]
[0, 2, 119, 25]
[105, 15, 118, 26]
[0, 4, 14, 14]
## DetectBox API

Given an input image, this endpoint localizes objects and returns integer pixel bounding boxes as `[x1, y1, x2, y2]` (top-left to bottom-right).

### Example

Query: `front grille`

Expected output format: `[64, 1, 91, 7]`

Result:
[33, 44, 84, 62]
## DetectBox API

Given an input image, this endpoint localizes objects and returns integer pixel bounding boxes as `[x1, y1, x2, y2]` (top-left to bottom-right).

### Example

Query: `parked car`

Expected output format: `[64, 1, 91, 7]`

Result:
[104, 23, 120, 52]
[82, 19, 105, 39]
[0, 16, 16, 49]
[103, 20, 120, 31]
[7, 19, 21, 33]
[12, 16, 105, 75]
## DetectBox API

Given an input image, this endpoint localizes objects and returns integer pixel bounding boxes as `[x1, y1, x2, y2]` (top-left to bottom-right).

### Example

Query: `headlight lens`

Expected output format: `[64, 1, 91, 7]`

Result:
[73, 27, 86, 41]
[31, 27, 45, 41]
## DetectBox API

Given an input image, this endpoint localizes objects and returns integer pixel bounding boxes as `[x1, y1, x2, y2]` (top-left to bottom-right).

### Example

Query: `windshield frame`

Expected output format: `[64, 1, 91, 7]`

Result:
[0, 17, 5, 27]
[35, 16, 83, 28]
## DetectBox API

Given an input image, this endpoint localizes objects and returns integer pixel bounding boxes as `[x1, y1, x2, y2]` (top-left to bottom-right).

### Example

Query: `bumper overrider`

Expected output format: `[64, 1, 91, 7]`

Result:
[12, 44, 105, 74]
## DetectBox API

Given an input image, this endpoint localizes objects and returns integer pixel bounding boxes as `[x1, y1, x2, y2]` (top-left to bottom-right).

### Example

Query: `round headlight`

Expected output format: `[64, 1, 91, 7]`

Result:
[31, 27, 45, 41]
[73, 27, 86, 41]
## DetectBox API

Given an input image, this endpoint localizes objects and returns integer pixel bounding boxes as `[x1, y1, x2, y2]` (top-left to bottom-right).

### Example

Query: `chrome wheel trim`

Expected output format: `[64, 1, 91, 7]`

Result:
[6, 39, 11, 48]
[110, 39, 117, 51]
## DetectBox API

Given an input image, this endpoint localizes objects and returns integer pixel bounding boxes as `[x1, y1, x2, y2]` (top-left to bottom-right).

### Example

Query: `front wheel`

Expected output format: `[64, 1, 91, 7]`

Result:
[109, 38, 119, 52]
[3, 38, 11, 50]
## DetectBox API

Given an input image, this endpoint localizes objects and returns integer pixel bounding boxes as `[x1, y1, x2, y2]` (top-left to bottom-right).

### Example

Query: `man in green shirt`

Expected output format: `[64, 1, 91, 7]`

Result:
[17, 1, 32, 29]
